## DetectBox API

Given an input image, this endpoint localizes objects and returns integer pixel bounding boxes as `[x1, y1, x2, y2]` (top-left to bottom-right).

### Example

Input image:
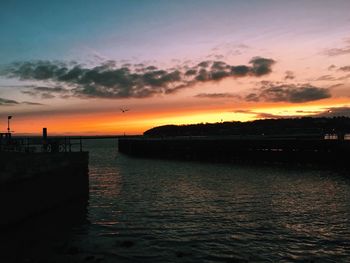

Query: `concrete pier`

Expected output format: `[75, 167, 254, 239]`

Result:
[0, 128, 89, 227]
[119, 136, 350, 166]
[0, 151, 89, 226]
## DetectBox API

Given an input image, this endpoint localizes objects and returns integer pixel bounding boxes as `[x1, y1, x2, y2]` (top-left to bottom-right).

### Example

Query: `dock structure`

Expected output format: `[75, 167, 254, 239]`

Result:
[118, 136, 350, 166]
[0, 128, 89, 227]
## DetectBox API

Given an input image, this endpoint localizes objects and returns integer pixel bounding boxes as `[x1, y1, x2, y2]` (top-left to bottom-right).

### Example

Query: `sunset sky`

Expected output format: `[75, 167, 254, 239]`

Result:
[0, 0, 350, 135]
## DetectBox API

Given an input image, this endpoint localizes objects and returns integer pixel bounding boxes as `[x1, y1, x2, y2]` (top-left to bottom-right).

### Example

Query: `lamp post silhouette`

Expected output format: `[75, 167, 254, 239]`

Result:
[7, 116, 12, 133]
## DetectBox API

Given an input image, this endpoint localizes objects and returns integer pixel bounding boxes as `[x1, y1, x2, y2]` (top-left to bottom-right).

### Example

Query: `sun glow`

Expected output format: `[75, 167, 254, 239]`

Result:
[8, 98, 350, 136]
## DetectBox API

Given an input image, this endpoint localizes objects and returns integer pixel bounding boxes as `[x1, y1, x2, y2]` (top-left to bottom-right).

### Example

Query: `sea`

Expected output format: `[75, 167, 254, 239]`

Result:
[2, 138, 350, 262]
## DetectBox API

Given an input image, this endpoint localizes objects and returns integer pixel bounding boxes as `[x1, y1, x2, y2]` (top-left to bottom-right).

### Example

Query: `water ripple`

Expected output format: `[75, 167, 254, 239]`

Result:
[75, 139, 350, 262]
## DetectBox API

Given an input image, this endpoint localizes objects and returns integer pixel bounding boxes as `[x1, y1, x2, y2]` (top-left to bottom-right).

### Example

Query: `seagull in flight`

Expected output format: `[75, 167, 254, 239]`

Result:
[120, 108, 130, 113]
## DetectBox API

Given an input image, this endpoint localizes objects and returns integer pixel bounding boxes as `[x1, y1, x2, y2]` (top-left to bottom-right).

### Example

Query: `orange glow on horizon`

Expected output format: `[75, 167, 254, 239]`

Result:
[6, 97, 350, 136]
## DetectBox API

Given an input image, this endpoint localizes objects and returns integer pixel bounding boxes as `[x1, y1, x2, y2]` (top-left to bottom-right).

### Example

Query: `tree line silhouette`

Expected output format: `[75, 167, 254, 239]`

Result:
[144, 117, 350, 137]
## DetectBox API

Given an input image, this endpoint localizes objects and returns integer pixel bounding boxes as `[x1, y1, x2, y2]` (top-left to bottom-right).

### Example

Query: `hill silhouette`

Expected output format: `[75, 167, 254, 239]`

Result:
[144, 117, 350, 137]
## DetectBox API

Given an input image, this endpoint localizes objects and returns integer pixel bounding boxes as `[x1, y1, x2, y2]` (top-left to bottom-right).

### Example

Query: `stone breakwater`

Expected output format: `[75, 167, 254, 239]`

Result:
[118, 136, 350, 166]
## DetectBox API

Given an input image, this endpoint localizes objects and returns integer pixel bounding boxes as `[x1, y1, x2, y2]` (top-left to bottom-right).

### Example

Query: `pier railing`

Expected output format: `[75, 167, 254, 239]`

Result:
[0, 136, 83, 153]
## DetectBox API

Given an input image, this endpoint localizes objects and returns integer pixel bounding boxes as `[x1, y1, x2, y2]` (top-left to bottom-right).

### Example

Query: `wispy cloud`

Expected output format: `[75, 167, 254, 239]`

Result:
[22, 101, 44, 105]
[338, 66, 350, 72]
[208, 43, 251, 59]
[315, 106, 350, 117]
[328, 64, 337, 71]
[315, 75, 336, 81]
[0, 97, 19, 106]
[21, 86, 70, 99]
[232, 109, 299, 119]
[194, 93, 241, 99]
[323, 47, 350, 56]
[284, 70, 295, 80]
[323, 39, 350, 56]
[233, 107, 350, 119]
[337, 74, 350, 81]
[0, 97, 42, 106]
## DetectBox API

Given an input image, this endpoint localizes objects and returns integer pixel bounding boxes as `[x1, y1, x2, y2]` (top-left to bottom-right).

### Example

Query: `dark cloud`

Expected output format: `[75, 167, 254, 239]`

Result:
[211, 61, 228, 71]
[0, 97, 19, 106]
[211, 70, 230, 80]
[197, 61, 211, 68]
[0, 84, 36, 88]
[185, 69, 197, 76]
[284, 71, 295, 80]
[1, 57, 276, 99]
[249, 57, 275, 76]
[146, 65, 157, 71]
[0, 97, 42, 106]
[194, 93, 241, 99]
[245, 82, 331, 103]
[338, 66, 350, 72]
[194, 57, 275, 82]
[195, 68, 210, 81]
[230, 65, 250, 76]
[33, 86, 69, 93]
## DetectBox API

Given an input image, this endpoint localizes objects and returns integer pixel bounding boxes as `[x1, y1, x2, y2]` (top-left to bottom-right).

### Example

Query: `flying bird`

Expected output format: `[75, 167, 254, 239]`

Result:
[120, 108, 130, 113]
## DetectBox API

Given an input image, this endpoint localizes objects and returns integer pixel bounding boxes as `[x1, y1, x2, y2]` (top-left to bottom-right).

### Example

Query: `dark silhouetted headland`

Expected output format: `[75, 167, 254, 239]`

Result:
[144, 117, 350, 138]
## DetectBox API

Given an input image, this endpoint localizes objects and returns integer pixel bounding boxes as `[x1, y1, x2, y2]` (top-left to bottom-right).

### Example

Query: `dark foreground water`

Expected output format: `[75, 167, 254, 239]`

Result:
[3, 138, 350, 262]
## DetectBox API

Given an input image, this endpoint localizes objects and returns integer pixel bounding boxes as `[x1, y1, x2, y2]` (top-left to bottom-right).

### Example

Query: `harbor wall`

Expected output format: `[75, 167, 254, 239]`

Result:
[0, 152, 89, 226]
[118, 137, 350, 166]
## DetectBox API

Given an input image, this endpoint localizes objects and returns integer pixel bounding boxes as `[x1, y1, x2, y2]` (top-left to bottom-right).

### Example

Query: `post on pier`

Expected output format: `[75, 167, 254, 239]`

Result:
[79, 136, 82, 152]
[43, 128, 48, 152]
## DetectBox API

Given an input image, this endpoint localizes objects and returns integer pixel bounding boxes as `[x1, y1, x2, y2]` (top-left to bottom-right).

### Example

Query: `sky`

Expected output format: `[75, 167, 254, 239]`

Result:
[0, 0, 350, 135]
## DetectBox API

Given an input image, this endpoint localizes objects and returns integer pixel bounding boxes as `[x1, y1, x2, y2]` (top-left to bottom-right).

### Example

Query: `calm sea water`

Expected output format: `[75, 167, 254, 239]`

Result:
[4, 138, 350, 262]
[71, 138, 350, 263]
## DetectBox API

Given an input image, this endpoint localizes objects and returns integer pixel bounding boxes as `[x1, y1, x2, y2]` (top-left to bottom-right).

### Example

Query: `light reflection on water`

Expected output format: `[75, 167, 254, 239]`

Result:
[79, 138, 350, 262]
